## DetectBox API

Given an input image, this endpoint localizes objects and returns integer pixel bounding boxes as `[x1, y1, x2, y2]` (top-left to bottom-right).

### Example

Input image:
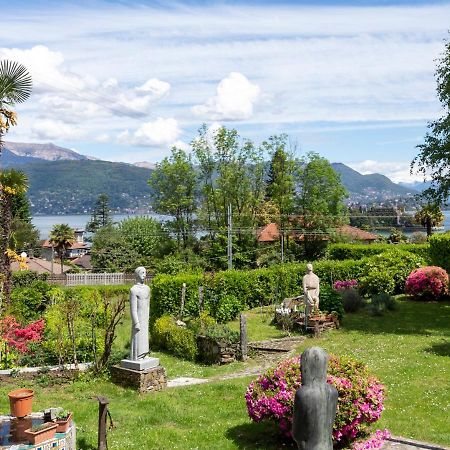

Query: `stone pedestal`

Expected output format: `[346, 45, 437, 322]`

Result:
[120, 357, 160, 371]
[111, 364, 167, 393]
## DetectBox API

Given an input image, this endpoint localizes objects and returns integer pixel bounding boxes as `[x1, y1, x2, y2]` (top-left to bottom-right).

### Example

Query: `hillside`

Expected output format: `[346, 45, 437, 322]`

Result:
[332, 163, 417, 199]
[21, 160, 153, 214]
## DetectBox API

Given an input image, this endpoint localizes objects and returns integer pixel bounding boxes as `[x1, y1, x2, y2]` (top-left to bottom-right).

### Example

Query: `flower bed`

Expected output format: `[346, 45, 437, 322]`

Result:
[245, 354, 384, 447]
[405, 266, 449, 300]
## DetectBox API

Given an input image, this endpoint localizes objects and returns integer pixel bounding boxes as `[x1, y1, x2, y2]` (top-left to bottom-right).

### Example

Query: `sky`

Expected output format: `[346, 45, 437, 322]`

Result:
[1, 0, 449, 183]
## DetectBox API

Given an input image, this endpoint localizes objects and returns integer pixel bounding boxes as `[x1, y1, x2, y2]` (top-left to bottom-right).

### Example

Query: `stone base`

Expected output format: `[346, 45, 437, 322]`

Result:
[111, 364, 167, 393]
[120, 357, 159, 371]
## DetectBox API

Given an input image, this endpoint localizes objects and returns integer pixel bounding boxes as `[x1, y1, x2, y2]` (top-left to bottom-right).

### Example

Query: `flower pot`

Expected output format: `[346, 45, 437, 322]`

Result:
[8, 388, 34, 418]
[24, 422, 58, 445]
[55, 412, 73, 433]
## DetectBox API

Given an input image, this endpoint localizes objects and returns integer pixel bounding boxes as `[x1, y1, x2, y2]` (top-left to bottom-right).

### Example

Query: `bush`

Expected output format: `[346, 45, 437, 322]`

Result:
[200, 323, 239, 345]
[12, 270, 48, 288]
[328, 243, 430, 262]
[319, 285, 344, 319]
[359, 250, 425, 296]
[246, 354, 384, 446]
[369, 293, 396, 316]
[152, 316, 197, 360]
[341, 288, 364, 313]
[405, 266, 449, 301]
[210, 294, 243, 323]
[429, 233, 450, 273]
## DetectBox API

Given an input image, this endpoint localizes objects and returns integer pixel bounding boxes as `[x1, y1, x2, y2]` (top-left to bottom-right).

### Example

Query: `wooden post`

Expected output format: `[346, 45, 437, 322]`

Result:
[240, 313, 248, 361]
[198, 286, 204, 313]
[180, 283, 186, 319]
[97, 396, 109, 450]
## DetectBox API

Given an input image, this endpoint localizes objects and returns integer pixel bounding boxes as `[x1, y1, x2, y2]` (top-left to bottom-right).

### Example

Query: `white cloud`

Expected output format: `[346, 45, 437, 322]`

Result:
[347, 160, 425, 184]
[118, 117, 181, 147]
[31, 119, 83, 141]
[136, 78, 170, 97]
[192, 72, 260, 121]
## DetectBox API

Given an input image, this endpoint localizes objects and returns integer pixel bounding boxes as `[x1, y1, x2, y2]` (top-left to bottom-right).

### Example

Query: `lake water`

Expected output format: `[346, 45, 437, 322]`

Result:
[32, 213, 170, 239]
[32, 211, 450, 239]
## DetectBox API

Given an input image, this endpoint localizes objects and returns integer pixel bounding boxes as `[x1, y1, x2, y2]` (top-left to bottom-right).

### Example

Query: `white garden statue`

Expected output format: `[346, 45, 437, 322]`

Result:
[302, 263, 320, 313]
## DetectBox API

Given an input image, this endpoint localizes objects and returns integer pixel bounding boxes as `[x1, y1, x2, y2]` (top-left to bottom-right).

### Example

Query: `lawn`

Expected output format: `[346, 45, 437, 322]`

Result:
[0, 299, 448, 449]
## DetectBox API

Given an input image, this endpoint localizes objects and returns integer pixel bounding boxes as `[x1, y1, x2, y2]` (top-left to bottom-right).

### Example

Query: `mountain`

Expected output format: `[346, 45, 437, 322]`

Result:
[3, 141, 95, 163]
[399, 181, 431, 192]
[2, 148, 48, 167]
[134, 161, 157, 170]
[332, 163, 418, 199]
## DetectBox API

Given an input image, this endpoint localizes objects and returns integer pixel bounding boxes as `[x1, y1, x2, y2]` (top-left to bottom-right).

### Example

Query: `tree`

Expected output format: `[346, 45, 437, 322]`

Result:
[0, 60, 32, 154]
[86, 193, 113, 232]
[411, 37, 450, 204]
[414, 203, 444, 236]
[295, 152, 348, 258]
[49, 224, 74, 274]
[0, 169, 29, 304]
[148, 147, 197, 249]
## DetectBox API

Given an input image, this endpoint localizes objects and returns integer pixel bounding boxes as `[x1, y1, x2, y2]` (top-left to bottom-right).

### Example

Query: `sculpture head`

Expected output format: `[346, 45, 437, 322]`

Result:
[306, 263, 313, 273]
[300, 347, 328, 386]
[134, 266, 146, 283]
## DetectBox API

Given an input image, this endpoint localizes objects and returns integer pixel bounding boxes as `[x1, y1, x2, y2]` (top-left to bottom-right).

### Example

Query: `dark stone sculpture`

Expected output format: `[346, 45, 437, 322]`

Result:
[292, 347, 338, 450]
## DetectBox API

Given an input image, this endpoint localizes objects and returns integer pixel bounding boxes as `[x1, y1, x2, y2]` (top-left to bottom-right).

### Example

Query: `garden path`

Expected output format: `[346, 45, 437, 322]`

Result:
[382, 437, 449, 450]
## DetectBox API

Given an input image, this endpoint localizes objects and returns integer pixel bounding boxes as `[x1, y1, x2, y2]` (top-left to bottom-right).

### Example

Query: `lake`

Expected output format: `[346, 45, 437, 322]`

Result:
[32, 211, 450, 239]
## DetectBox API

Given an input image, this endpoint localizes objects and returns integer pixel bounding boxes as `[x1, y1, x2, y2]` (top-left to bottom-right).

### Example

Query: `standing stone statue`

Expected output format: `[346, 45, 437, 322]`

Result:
[292, 347, 338, 450]
[121, 266, 159, 371]
[302, 263, 320, 312]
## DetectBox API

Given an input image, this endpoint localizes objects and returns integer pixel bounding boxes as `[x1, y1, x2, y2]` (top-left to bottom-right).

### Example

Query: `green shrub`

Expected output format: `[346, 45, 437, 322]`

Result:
[359, 250, 425, 296]
[429, 233, 450, 273]
[210, 294, 243, 323]
[328, 243, 430, 262]
[341, 288, 364, 313]
[319, 285, 344, 319]
[12, 270, 48, 288]
[369, 293, 397, 316]
[201, 324, 240, 345]
[152, 315, 197, 360]
[187, 312, 217, 335]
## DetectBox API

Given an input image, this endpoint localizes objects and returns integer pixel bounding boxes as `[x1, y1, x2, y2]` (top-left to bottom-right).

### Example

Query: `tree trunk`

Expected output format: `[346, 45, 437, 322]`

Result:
[0, 196, 12, 306]
[426, 217, 432, 237]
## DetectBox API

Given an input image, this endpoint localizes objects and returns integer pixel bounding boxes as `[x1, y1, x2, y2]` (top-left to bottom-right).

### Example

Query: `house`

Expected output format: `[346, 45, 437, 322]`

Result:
[335, 225, 378, 244]
[72, 254, 92, 271]
[41, 228, 90, 260]
[10, 257, 71, 274]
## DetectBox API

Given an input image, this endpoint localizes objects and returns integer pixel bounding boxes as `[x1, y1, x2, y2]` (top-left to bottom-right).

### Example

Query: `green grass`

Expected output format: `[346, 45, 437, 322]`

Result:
[0, 300, 448, 449]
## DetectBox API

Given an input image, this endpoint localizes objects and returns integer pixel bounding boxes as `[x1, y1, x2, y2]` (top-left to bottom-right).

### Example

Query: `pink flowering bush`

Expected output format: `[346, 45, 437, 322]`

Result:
[352, 429, 391, 449]
[246, 354, 384, 447]
[0, 316, 45, 353]
[405, 266, 448, 300]
[333, 279, 358, 291]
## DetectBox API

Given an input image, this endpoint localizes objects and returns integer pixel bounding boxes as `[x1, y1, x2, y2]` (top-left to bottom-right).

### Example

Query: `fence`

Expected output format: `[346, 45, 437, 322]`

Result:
[47, 273, 151, 286]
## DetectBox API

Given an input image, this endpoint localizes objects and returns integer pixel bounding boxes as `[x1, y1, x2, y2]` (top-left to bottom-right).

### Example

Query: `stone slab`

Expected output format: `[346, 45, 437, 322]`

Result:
[382, 437, 450, 450]
[111, 364, 167, 393]
[167, 377, 209, 388]
[120, 357, 159, 371]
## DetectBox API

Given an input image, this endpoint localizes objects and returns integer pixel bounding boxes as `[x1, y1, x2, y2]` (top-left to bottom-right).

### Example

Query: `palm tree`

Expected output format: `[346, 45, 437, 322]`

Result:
[0, 169, 28, 305]
[49, 224, 75, 274]
[414, 203, 444, 237]
[0, 60, 32, 154]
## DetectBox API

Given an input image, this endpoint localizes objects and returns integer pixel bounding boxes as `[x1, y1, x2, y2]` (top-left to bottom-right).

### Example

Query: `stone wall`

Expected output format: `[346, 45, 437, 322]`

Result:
[196, 336, 238, 364]
[110, 365, 167, 393]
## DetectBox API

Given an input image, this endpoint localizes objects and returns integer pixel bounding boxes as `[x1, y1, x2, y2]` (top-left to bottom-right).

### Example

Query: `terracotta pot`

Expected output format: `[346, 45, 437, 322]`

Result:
[55, 412, 73, 433]
[24, 422, 58, 445]
[8, 388, 34, 418]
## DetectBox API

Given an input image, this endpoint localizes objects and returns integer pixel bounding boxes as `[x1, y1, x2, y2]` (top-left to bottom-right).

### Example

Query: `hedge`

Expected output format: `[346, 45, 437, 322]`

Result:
[327, 243, 430, 262]
[150, 259, 366, 321]
[429, 233, 450, 273]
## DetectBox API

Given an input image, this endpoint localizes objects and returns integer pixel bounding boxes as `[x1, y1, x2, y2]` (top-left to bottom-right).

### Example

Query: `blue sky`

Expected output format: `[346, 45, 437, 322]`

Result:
[1, 0, 449, 182]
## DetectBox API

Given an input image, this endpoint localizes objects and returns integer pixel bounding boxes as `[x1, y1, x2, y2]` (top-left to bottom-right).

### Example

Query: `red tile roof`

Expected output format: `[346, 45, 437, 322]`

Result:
[337, 225, 378, 241]
[42, 240, 88, 249]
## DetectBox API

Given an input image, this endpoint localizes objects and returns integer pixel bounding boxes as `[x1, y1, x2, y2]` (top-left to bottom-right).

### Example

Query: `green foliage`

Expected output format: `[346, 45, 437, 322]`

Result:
[319, 285, 344, 319]
[187, 312, 217, 335]
[429, 232, 450, 272]
[200, 324, 239, 345]
[86, 193, 113, 232]
[369, 293, 397, 316]
[359, 250, 425, 296]
[328, 243, 430, 262]
[388, 228, 408, 243]
[152, 316, 197, 361]
[414, 203, 444, 236]
[151, 259, 365, 321]
[12, 270, 48, 287]
[341, 288, 364, 313]
[10, 216, 40, 252]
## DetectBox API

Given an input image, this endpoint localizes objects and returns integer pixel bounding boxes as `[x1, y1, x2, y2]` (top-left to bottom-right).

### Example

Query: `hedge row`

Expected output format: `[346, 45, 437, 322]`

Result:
[150, 259, 366, 321]
[429, 233, 450, 273]
[327, 243, 430, 262]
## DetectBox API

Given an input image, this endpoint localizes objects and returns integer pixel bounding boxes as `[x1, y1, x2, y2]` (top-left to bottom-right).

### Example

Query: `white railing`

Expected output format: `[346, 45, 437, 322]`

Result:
[66, 273, 125, 286]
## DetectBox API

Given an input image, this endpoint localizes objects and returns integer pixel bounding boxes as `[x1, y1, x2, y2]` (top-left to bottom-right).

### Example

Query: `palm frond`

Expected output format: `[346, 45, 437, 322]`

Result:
[0, 60, 32, 104]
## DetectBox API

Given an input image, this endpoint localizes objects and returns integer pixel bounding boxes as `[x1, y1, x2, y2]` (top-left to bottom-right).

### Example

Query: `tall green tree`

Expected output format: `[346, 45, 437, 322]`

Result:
[148, 147, 197, 248]
[295, 152, 348, 258]
[0, 169, 29, 304]
[414, 203, 444, 236]
[411, 37, 450, 203]
[49, 224, 74, 274]
[0, 60, 32, 154]
[86, 193, 113, 232]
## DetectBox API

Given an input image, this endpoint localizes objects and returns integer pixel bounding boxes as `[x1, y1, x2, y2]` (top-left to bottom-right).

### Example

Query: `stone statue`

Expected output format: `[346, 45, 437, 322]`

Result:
[121, 266, 159, 371]
[130, 266, 150, 360]
[302, 263, 320, 312]
[292, 347, 338, 450]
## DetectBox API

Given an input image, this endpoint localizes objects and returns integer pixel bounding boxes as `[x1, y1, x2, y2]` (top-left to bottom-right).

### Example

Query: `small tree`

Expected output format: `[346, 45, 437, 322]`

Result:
[86, 193, 113, 232]
[414, 203, 444, 236]
[49, 224, 74, 274]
